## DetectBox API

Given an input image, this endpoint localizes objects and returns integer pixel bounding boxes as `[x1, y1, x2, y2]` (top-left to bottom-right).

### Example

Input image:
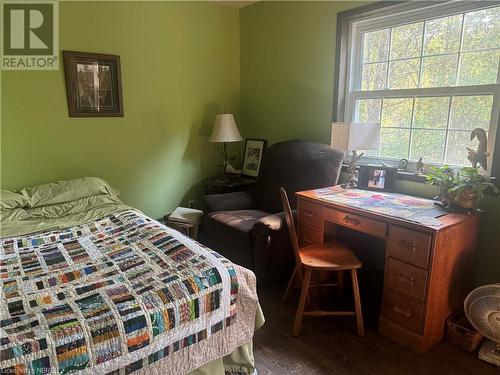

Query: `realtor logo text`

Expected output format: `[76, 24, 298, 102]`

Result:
[1, 1, 59, 70]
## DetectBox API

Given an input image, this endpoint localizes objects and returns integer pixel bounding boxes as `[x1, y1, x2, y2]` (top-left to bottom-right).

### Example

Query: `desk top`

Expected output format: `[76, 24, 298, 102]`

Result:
[296, 186, 477, 232]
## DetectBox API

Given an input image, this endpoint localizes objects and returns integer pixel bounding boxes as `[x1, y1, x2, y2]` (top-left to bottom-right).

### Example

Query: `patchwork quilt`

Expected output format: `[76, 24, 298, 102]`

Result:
[0, 209, 258, 375]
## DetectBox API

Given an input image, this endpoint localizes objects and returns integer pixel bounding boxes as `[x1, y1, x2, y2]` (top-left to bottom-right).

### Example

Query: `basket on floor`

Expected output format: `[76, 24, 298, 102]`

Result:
[445, 309, 483, 352]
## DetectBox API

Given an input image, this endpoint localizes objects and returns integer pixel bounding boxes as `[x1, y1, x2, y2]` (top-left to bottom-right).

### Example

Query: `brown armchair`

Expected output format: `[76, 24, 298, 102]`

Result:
[202, 140, 344, 284]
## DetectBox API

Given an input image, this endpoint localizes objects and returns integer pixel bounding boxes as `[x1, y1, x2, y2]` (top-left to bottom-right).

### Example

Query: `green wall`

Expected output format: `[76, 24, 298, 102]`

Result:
[1, 1, 240, 219]
[240, 1, 369, 143]
[239, 1, 499, 283]
[2, 1, 498, 282]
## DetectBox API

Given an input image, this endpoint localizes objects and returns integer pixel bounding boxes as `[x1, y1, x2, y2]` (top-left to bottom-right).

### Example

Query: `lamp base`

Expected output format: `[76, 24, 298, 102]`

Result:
[214, 173, 240, 184]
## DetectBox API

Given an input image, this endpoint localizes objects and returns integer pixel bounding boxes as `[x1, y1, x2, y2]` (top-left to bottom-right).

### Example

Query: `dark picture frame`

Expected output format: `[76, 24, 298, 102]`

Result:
[358, 165, 398, 193]
[242, 139, 267, 178]
[63, 51, 124, 117]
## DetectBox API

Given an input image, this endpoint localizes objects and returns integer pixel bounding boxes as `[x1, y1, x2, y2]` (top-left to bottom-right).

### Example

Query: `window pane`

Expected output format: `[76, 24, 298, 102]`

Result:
[388, 58, 419, 89]
[423, 14, 462, 55]
[458, 50, 500, 86]
[363, 29, 390, 63]
[381, 98, 413, 128]
[420, 55, 458, 87]
[413, 97, 450, 129]
[353, 9, 498, 168]
[410, 129, 446, 163]
[446, 131, 476, 166]
[379, 128, 410, 159]
[463, 6, 500, 51]
[355, 99, 382, 123]
[390, 22, 423, 59]
[361, 63, 387, 90]
[449, 95, 493, 131]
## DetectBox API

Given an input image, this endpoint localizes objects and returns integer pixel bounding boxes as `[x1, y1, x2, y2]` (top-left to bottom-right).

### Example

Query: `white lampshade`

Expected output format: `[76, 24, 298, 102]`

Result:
[330, 122, 381, 151]
[208, 114, 243, 143]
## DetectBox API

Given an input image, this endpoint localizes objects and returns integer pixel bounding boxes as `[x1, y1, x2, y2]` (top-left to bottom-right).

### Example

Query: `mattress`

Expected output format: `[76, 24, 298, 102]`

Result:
[0, 178, 262, 375]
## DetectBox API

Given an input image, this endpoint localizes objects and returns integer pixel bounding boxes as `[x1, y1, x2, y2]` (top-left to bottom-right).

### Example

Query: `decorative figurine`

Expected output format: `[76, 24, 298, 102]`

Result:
[398, 158, 408, 172]
[341, 151, 364, 189]
[345, 167, 360, 188]
[416, 157, 425, 175]
[467, 128, 489, 171]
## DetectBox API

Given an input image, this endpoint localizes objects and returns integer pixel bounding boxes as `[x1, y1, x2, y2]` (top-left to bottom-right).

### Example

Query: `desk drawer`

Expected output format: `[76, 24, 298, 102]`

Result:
[298, 200, 323, 229]
[323, 208, 386, 238]
[388, 226, 432, 269]
[386, 258, 428, 301]
[299, 224, 323, 246]
[382, 289, 424, 334]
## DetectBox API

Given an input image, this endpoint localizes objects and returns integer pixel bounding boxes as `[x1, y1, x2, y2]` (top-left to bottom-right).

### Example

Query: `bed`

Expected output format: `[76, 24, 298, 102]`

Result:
[0, 177, 263, 375]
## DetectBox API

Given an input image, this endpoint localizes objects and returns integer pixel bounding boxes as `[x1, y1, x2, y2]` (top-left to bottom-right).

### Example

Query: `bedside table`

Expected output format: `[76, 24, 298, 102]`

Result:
[163, 213, 202, 240]
[203, 176, 257, 195]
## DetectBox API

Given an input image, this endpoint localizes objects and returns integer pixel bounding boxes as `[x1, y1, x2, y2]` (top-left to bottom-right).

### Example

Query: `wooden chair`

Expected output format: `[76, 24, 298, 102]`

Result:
[280, 187, 364, 337]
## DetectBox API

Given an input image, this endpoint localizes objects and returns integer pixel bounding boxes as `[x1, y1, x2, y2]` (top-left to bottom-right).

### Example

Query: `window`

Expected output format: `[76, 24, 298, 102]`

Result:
[339, 2, 500, 173]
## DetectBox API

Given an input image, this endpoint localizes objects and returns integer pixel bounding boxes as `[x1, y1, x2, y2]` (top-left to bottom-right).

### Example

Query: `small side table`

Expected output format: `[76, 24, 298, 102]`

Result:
[163, 213, 202, 240]
[203, 175, 257, 195]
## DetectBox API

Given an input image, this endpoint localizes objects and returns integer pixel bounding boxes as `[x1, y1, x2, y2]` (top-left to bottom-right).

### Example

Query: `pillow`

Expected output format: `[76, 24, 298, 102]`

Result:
[0, 190, 30, 210]
[21, 177, 120, 208]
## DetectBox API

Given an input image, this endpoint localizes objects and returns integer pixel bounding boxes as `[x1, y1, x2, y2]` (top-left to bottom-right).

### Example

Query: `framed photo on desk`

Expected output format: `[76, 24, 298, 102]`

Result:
[358, 166, 397, 192]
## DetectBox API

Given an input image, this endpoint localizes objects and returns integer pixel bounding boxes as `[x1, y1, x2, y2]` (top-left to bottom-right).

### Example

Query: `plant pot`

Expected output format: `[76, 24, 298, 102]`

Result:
[453, 191, 477, 210]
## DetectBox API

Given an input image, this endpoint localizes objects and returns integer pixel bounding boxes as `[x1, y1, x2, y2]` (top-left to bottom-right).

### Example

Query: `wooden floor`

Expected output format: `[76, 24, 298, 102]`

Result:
[253, 285, 499, 375]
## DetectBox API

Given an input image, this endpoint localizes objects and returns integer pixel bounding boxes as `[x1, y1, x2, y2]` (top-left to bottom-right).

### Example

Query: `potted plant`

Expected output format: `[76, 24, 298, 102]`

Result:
[427, 166, 498, 210]
[426, 165, 456, 205]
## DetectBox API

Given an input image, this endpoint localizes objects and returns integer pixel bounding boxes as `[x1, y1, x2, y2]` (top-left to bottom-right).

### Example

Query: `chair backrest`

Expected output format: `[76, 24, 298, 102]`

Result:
[280, 187, 301, 265]
[254, 140, 344, 213]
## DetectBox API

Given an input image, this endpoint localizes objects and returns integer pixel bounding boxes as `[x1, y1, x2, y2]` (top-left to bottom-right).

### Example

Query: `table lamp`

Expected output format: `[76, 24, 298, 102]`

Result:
[331, 122, 381, 188]
[209, 114, 243, 176]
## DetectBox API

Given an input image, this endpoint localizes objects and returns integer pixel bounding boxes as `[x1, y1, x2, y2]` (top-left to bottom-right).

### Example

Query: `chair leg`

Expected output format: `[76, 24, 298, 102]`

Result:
[282, 265, 298, 303]
[351, 269, 364, 337]
[292, 268, 312, 337]
[337, 270, 344, 297]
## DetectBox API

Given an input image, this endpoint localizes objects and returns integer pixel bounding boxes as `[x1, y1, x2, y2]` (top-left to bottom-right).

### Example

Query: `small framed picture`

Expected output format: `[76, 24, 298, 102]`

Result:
[358, 166, 398, 192]
[63, 51, 124, 117]
[242, 139, 267, 178]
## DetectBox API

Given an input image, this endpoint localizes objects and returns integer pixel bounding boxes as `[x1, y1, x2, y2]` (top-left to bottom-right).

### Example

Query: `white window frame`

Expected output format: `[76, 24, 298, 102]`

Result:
[340, 0, 500, 175]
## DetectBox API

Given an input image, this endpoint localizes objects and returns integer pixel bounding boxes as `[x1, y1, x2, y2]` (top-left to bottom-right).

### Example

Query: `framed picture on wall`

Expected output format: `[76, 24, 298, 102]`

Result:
[242, 139, 267, 178]
[63, 51, 124, 117]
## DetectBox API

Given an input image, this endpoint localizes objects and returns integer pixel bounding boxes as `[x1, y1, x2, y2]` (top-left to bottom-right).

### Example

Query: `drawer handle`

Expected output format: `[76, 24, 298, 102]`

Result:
[396, 273, 415, 287]
[392, 305, 412, 319]
[399, 239, 417, 252]
[343, 215, 360, 225]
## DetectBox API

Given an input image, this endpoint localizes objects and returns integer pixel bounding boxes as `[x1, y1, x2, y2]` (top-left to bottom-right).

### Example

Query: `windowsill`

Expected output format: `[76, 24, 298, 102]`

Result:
[396, 171, 428, 184]
[341, 164, 429, 184]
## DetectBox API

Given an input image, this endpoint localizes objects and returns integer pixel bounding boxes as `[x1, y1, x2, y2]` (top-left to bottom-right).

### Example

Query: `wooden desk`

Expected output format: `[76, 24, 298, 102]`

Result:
[296, 186, 480, 353]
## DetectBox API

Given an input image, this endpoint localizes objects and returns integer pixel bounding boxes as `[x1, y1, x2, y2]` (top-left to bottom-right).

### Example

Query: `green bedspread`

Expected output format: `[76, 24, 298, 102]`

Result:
[1, 177, 264, 375]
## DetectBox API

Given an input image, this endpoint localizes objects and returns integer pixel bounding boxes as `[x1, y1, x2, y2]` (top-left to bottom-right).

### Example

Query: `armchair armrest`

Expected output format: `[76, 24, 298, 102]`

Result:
[254, 210, 296, 232]
[251, 210, 296, 285]
[204, 191, 257, 213]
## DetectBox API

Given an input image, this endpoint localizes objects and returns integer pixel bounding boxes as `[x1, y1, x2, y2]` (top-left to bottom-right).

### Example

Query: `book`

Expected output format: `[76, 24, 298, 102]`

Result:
[168, 207, 203, 224]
